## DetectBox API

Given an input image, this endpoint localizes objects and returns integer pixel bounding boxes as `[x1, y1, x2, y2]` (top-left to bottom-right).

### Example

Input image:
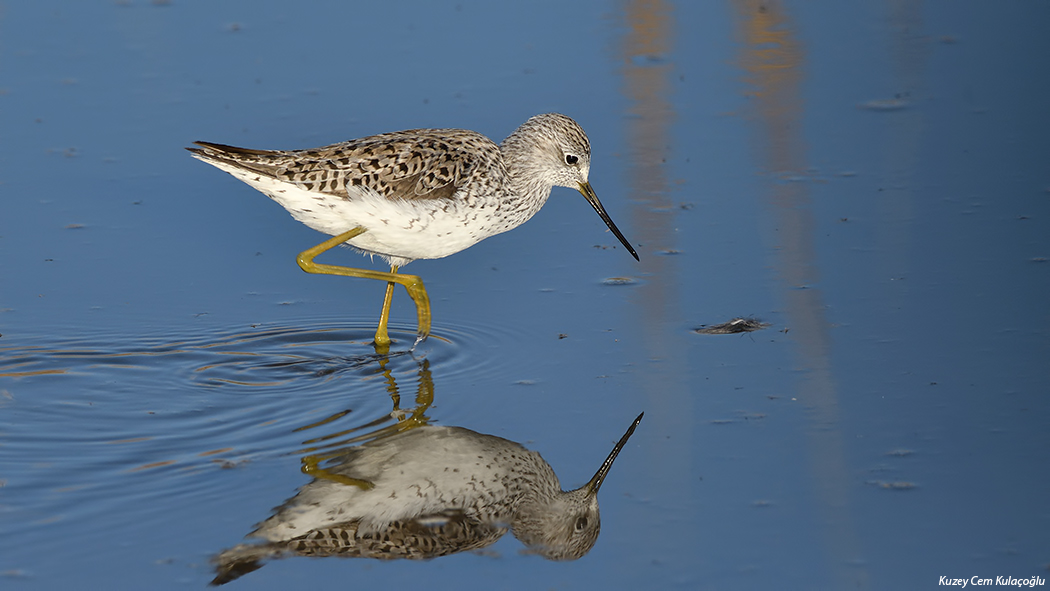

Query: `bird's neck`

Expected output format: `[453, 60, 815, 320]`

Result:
[500, 135, 554, 217]
[507, 459, 563, 510]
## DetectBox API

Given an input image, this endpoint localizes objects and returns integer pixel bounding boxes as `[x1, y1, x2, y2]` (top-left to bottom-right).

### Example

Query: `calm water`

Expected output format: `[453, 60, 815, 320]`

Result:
[2, 2, 1048, 590]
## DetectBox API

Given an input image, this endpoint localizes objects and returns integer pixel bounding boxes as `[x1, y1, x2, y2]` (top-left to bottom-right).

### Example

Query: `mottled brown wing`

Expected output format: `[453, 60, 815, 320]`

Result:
[282, 511, 508, 560]
[191, 128, 502, 202]
[210, 511, 508, 584]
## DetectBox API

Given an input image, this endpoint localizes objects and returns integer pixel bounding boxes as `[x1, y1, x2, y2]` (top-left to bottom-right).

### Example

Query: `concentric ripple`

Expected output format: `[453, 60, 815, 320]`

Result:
[0, 316, 527, 544]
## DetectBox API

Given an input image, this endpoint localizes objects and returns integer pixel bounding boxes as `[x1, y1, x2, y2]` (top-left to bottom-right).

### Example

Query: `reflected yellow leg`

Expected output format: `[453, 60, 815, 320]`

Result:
[301, 454, 375, 490]
[296, 228, 431, 349]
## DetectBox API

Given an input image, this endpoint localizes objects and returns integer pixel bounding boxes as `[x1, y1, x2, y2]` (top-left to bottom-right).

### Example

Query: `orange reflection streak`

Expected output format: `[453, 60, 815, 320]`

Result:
[126, 460, 176, 472]
[622, 0, 699, 564]
[105, 437, 152, 445]
[198, 447, 235, 457]
[0, 369, 68, 378]
[732, 1, 869, 588]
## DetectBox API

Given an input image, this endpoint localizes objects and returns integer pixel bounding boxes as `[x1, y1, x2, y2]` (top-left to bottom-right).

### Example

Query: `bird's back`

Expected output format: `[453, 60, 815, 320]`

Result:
[188, 128, 507, 203]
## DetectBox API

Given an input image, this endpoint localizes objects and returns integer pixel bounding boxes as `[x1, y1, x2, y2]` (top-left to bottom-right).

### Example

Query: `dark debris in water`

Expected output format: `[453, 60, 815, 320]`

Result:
[866, 480, 917, 491]
[212, 458, 250, 470]
[694, 317, 771, 335]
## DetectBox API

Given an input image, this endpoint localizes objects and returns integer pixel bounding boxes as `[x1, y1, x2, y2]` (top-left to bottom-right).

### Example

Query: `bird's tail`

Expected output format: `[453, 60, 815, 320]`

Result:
[209, 542, 283, 586]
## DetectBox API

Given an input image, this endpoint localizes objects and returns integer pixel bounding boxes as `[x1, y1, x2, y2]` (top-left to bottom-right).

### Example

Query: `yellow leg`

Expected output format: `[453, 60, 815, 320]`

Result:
[296, 228, 431, 348]
[374, 267, 398, 350]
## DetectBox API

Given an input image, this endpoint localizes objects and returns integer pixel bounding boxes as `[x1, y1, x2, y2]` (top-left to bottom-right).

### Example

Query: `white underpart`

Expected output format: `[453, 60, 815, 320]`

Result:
[205, 160, 529, 268]
[251, 426, 541, 541]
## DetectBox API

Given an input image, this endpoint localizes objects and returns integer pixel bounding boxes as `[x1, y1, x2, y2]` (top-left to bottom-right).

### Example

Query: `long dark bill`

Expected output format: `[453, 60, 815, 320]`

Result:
[585, 412, 644, 494]
[578, 182, 640, 261]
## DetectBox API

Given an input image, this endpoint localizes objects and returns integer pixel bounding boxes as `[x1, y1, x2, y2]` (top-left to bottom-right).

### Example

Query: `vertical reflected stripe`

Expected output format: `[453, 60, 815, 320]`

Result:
[732, 1, 870, 588]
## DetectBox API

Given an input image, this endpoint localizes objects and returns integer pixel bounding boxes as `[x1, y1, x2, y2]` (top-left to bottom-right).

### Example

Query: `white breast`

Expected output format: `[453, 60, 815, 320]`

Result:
[212, 161, 526, 265]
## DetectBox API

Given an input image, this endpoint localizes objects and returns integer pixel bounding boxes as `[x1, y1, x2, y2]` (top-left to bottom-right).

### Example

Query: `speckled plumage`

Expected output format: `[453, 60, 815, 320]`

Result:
[189, 113, 636, 269]
[189, 114, 637, 348]
[211, 414, 643, 585]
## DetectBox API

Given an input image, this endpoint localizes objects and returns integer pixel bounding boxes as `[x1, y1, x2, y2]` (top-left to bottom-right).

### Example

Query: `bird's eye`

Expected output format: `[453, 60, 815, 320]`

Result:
[574, 517, 588, 531]
[565, 154, 579, 166]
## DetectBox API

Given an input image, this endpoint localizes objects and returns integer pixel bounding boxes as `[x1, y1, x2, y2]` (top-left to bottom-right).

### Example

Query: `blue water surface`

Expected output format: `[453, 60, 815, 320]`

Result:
[2, 2, 1048, 590]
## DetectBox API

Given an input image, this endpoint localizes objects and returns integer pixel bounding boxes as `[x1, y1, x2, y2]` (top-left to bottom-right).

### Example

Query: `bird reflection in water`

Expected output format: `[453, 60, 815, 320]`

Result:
[211, 358, 643, 585]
